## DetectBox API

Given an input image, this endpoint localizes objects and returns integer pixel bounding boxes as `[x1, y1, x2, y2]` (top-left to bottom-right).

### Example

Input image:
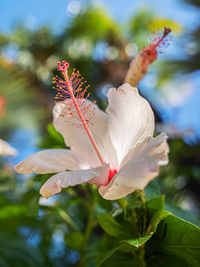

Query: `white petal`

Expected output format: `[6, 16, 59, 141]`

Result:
[106, 83, 155, 165]
[53, 100, 111, 168]
[102, 131, 119, 170]
[99, 133, 169, 200]
[0, 139, 17, 156]
[40, 164, 109, 198]
[98, 179, 134, 201]
[15, 149, 81, 174]
[88, 164, 110, 186]
[119, 136, 151, 168]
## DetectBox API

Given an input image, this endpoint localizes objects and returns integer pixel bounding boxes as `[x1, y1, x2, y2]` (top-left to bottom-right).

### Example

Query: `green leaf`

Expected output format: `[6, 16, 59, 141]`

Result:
[96, 246, 121, 267]
[147, 195, 165, 210]
[126, 192, 142, 208]
[146, 195, 171, 232]
[65, 231, 83, 251]
[121, 233, 153, 248]
[144, 180, 161, 200]
[97, 213, 128, 237]
[147, 215, 200, 266]
[47, 124, 65, 144]
[150, 209, 171, 232]
[117, 198, 127, 209]
[165, 201, 200, 227]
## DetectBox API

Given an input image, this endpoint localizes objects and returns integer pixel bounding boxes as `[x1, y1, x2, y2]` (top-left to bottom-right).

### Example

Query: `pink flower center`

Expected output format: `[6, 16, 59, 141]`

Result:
[108, 168, 117, 182]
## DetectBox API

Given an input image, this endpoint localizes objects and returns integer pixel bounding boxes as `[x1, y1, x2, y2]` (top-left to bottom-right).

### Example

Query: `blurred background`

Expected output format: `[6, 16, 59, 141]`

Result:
[0, 0, 200, 266]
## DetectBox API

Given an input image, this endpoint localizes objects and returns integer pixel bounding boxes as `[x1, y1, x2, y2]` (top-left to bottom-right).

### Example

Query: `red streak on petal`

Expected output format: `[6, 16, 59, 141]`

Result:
[108, 168, 117, 182]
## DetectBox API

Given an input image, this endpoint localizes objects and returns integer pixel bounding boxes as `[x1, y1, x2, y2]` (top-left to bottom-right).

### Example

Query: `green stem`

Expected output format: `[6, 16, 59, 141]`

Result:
[129, 244, 146, 267]
[136, 190, 147, 235]
[137, 246, 146, 267]
[79, 191, 96, 266]
[124, 205, 127, 220]
[130, 208, 140, 236]
[117, 198, 127, 220]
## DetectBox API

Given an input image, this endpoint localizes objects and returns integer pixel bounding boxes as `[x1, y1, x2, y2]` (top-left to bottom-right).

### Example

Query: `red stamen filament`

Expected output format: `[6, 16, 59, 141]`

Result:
[58, 63, 104, 165]
[153, 27, 171, 49]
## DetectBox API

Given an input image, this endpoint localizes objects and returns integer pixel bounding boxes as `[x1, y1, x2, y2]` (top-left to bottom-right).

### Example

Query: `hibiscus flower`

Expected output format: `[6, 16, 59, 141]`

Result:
[0, 139, 17, 156]
[15, 62, 169, 200]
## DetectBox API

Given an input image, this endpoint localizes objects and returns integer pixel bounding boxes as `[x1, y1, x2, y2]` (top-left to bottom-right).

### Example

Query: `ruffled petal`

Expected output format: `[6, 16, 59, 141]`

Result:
[15, 149, 81, 174]
[99, 133, 169, 200]
[106, 83, 155, 165]
[120, 132, 169, 169]
[53, 100, 111, 168]
[40, 164, 109, 198]
[0, 139, 17, 156]
[88, 164, 110, 186]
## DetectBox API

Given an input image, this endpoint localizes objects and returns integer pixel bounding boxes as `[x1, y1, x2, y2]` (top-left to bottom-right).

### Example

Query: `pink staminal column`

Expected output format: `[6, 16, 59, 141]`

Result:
[54, 61, 104, 165]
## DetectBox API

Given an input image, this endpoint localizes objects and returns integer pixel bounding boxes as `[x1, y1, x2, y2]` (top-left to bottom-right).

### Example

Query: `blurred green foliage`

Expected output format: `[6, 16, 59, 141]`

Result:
[128, 8, 181, 49]
[0, 64, 43, 136]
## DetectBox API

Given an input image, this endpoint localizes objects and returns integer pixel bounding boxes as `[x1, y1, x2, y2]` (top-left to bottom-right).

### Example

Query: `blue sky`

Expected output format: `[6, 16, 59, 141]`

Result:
[0, 0, 199, 32]
[1, 0, 200, 142]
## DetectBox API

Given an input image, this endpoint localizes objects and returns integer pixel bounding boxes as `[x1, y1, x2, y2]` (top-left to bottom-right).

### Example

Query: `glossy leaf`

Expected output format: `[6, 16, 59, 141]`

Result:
[97, 213, 128, 237]
[147, 195, 165, 210]
[147, 215, 200, 266]
[121, 233, 153, 248]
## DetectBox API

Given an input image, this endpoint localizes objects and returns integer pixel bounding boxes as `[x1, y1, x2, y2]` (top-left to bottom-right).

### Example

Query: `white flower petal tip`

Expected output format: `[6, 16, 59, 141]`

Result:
[116, 83, 139, 95]
[6, 147, 18, 157]
[40, 164, 110, 198]
[14, 149, 81, 175]
[0, 139, 17, 156]
[40, 179, 62, 199]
